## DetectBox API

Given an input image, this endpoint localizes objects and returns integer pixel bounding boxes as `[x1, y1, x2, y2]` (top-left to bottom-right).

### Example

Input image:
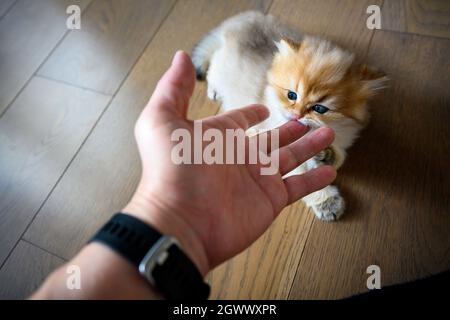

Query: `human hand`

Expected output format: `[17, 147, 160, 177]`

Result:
[123, 51, 336, 276]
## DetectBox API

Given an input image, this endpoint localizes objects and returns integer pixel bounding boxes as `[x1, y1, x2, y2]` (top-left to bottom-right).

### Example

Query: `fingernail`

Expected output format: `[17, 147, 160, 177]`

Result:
[172, 50, 184, 65]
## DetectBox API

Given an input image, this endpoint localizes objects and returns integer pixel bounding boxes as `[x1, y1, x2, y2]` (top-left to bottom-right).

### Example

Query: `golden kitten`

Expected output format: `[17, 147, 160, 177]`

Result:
[193, 11, 386, 221]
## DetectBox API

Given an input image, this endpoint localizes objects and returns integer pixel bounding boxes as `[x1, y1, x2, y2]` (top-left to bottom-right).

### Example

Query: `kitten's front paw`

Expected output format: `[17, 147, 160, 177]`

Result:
[314, 147, 335, 166]
[312, 194, 345, 221]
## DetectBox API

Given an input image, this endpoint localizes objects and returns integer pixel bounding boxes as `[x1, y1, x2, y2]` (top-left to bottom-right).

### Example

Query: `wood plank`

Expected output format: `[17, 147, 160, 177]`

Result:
[269, 0, 382, 55]
[207, 0, 382, 299]
[0, 241, 64, 299]
[24, 0, 271, 263]
[382, 0, 450, 39]
[290, 31, 450, 299]
[0, 0, 91, 115]
[37, 0, 176, 95]
[381, 0, 407, 32]
[0, 77, 110, 265]
[208, 208, 314, 299]
[0, 0, 16, 18]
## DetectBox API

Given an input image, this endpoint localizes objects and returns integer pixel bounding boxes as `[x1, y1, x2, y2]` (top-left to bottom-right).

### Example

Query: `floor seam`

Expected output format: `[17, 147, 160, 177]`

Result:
[35, 74, 113, 97]
[0, 0, 96, 119]
[16, 0, 178, 260]
[20, 239, 68, 262]
[0, 0, 18, 21]
[265, 0, 275, 14]
[0, 0, 97, 270]
[1, 0, 177, 269]
[379, 27, 450, 41]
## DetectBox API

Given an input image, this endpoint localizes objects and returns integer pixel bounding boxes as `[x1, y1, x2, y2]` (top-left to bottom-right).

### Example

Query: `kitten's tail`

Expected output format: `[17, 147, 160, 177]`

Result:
[192, 30, 221, 81]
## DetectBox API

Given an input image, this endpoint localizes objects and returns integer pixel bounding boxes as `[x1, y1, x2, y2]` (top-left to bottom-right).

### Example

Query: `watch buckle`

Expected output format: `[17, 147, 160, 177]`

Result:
[138, 235, 179, 287]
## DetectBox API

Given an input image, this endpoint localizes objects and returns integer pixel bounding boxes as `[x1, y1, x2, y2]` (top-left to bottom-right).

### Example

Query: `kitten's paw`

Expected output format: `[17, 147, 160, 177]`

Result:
[312, 194, 345, 221]
[314, 147, 335, 166]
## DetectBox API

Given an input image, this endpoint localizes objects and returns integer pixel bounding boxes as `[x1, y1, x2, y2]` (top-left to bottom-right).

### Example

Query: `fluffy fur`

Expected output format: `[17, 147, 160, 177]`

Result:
[192, 11, 387, 221]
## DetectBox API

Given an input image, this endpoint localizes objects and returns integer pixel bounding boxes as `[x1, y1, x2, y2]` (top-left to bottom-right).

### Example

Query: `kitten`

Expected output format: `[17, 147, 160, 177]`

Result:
[192, 11, 386, 221]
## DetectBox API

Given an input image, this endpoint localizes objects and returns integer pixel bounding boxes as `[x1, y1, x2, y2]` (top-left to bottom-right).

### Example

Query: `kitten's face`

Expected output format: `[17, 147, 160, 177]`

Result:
[267, 37, 386, 130]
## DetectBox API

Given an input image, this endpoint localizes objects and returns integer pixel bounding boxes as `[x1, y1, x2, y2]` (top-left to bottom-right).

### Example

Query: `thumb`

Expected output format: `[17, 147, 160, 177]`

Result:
[146, 51, 196, 119]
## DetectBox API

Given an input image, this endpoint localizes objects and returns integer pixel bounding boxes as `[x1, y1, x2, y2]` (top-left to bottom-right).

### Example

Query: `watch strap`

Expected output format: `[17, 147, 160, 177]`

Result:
[152, 244, 210, 300]
[92, 213, 162, 266]
[90, 213, 210, 300]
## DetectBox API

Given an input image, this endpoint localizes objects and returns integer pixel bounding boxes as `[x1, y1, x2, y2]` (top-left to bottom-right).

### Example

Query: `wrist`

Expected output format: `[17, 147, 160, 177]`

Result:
[122, 187, 210, 277]
[32, 243, 161, 299]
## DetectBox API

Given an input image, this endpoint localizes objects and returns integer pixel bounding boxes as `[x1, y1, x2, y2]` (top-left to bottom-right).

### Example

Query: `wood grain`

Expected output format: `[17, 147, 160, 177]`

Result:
[0, 241, 64, 299]
[3, 0, 447, 300]
[381, 0, 407, 32]
[0, 77, 110, 265]
[0, 0, 91, 115]
[269, 0, 382, 56]
[208, 207, 314, 299]
[24, 0, 272, 260]
[207, 0, 382, 299]
[38, 0, 176, 95]
[290, 31, 450, 299]
[382, 0, 450, 39]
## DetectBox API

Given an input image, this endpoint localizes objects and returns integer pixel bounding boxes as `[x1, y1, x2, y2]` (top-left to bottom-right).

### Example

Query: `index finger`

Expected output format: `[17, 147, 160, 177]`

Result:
[249, 120, 308, 153]
[220, 104, 270, 130]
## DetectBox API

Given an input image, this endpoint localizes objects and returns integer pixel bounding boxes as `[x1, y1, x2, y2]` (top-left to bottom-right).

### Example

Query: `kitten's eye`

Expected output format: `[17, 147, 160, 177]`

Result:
[287, 91, 297, 101]
[312, 104, 329, 114]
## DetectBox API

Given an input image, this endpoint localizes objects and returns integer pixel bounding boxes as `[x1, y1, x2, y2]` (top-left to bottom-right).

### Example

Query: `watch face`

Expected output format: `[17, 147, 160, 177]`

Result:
[139, 236, 179, 286]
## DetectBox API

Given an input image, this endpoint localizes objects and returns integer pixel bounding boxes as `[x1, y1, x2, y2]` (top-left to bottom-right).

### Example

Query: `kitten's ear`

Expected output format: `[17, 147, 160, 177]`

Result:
[274, 38, 300, 55]
[359, 65, 388, 91]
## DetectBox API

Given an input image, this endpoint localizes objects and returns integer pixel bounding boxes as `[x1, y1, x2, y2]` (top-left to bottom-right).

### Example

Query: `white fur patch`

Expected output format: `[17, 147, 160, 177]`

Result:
[274, 39, 291, 56]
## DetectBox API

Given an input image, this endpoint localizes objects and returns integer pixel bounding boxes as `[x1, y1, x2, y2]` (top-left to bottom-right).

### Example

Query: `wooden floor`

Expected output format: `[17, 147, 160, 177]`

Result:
[0, 0, 449, 299]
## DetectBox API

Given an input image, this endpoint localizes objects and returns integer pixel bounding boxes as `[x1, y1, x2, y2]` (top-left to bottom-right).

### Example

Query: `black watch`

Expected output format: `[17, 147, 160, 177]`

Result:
[90, 213, 210, 300]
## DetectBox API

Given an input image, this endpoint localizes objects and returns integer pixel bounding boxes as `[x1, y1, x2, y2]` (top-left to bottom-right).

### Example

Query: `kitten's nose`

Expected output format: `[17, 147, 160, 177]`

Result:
[289, 114, 300, 120]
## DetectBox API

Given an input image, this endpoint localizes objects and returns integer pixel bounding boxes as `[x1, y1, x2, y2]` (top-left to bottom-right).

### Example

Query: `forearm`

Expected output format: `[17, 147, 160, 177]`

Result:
[31, 242, 161, 299]
[32, 190, 209, 300]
